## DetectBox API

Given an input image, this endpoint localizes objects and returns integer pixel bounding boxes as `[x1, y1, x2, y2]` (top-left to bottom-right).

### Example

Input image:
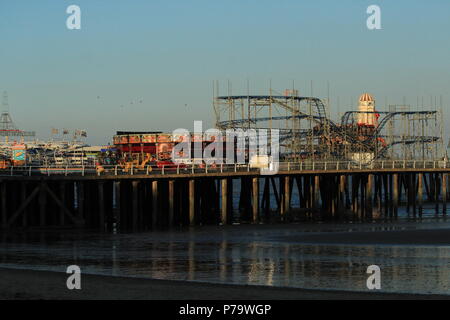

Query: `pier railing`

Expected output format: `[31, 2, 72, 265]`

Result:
[1, 160, 449, 177]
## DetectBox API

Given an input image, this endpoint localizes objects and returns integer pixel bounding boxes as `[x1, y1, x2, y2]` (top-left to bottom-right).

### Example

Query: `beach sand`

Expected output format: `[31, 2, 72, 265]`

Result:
[0, 267, 448, 300]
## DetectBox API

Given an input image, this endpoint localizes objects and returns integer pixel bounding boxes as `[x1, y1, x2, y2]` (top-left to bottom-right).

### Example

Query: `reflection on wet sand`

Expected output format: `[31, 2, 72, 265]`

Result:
[1, 221, 450, 295]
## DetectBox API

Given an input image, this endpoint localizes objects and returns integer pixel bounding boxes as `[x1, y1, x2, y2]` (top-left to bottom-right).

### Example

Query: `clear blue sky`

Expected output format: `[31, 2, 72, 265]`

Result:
[0, 0, 449, 144]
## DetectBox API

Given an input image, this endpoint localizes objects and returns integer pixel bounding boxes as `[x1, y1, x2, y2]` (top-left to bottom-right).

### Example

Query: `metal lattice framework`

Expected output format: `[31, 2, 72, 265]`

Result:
[214, 94, 332, 159]
[0, 91, 35, 138]
[214, 91, 443, 161]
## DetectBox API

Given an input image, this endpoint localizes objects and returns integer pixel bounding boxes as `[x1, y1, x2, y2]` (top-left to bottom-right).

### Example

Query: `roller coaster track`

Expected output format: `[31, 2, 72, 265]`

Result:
[215, 95, 440, 157]
[215, 96, 371, 152]
[376, 136, 440, 159]
[216, 115, 322, 128]
[216, 95, 328, 126]
[341, 110, 437, 136]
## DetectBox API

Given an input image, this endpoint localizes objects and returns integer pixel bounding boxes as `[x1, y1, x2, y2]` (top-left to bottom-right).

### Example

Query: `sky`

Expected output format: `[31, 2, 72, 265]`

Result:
[0, 0, 449, 145]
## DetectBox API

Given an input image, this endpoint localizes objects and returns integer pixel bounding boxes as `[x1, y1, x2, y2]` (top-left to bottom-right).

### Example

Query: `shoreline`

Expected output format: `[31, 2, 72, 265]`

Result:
[0, 267, 449, 300]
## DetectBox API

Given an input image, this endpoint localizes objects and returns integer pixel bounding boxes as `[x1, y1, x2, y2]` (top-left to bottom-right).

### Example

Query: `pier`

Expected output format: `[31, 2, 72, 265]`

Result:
[1, 160, 449, 231]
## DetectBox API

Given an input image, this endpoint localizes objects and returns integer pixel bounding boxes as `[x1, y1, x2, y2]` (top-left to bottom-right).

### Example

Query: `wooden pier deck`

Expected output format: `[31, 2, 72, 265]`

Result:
[1, 160, 449, 230]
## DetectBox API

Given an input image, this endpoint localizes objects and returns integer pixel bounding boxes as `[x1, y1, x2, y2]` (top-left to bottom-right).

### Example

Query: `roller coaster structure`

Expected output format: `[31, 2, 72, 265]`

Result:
[213, 91, 443, 162]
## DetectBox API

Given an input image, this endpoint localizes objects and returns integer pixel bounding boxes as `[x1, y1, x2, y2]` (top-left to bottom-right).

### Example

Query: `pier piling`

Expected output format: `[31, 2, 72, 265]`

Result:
[442, 173, 447, 215]
[189, 179, 195, 226]
[366, 174, 373, 219]
[221, 179, 228, 225]
[284, 176, 291, 220]
[418, 173, 423, 216]
[393, 173, 399, 218]
[3, 161, 450, 230]
[152, 180, 158, 228]
[252, 177, 259, 223]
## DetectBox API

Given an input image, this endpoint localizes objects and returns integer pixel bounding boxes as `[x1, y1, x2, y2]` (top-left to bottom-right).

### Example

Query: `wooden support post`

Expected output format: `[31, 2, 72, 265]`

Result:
[221, 179, 228, 225]
[314, 175, 320, 215]
[442, 173, 447, 215]
[114, 181, 121, 230]
[284, 176, 290, 220]
[366, 174, 373, 220]
[411, 174, 416, 217]
[252, 177, 259, 223]
[279, 177, 285, 218]
[132, 181, 139, 231]
[393, 174, 399, 218]
[330, 184, 339, 219]
[98, 182, 105, 230]
[331, 178, 337, 218]
[435, 173, 440, 215]
[189, 179, 195, 226]
[228, 178, 233, 222]
[168, 180, 175, 227]
[338, 175, 345, 213]
[405, 175, 411, 215]
[152, 180, 158, 228]
[304, 176, 311, 216]
[418, 173, 423, 217]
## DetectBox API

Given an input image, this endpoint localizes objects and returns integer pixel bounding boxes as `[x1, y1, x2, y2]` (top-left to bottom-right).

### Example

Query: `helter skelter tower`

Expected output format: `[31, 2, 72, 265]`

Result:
[0, 91, 35, 144]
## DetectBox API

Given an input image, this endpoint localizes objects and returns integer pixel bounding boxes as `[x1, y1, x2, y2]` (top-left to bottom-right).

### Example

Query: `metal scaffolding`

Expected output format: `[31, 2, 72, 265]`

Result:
[0, 91, 35, 142]
[213, 83, 443, 162]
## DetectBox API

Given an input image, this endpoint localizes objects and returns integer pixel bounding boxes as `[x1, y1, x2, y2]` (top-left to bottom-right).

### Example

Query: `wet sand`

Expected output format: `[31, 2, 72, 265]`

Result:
[2, 226, 450, 299]
[274, 228, 450, 245]
[0, 267, 449, 300]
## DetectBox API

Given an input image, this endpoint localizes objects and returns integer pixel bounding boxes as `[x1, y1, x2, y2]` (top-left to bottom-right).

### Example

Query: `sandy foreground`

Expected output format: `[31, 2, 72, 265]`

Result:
[0, 267, 448, 300]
